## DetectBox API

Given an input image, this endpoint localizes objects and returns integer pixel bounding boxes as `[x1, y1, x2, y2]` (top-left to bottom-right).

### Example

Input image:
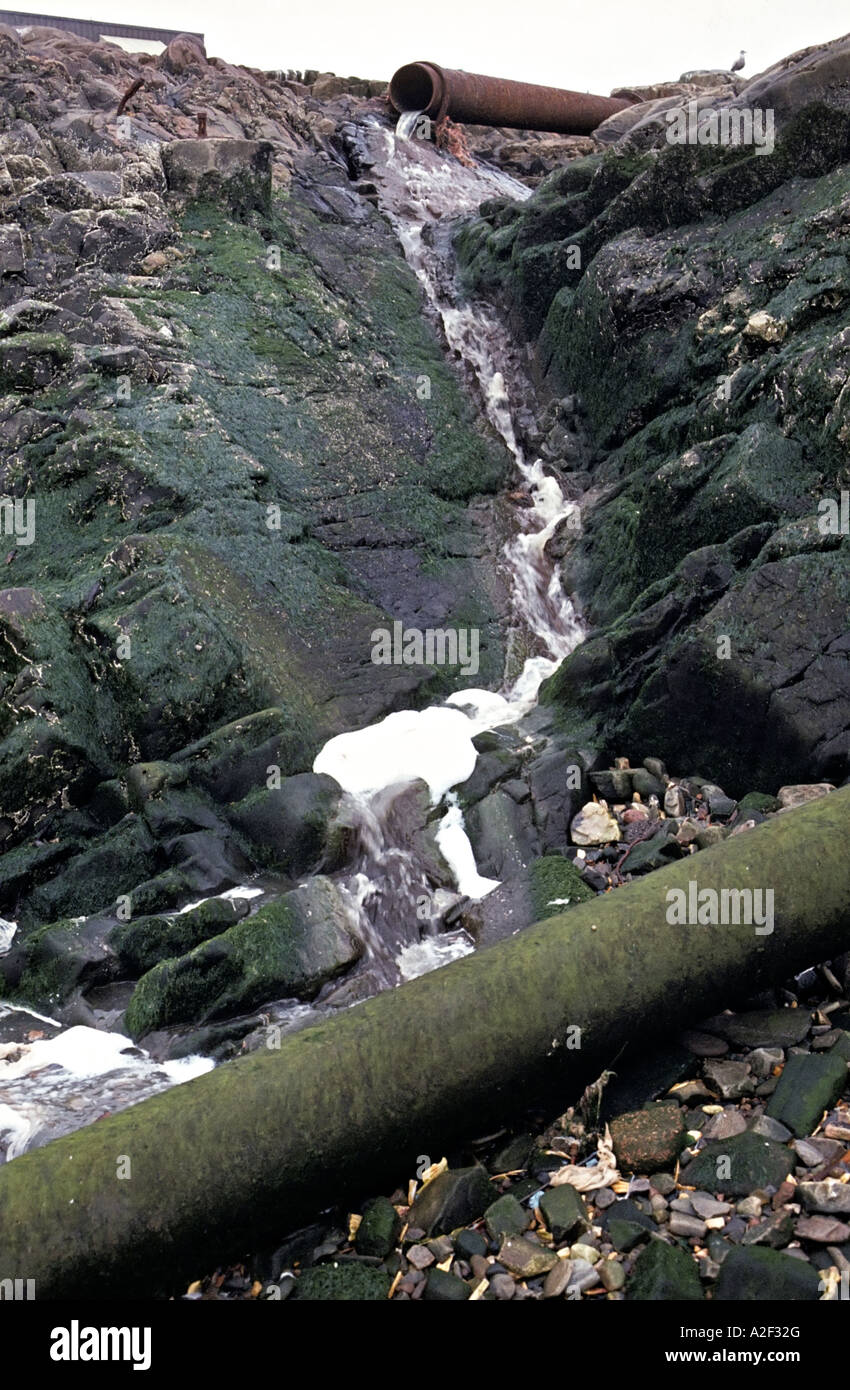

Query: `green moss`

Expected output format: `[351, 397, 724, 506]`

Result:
[529, 855, 595, 919]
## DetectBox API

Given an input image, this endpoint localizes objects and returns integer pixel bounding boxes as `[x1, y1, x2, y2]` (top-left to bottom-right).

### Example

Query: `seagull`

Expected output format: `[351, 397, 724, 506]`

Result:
[731, 50, 746, 72]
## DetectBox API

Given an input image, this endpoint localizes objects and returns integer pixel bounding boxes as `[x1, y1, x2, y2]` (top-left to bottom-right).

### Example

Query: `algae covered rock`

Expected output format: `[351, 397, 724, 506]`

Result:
[626, 1237, 703, 1300]
[123, 877, 362, 1038]
[161, 139, 274, 215]
[109, 896, 250, 977]
[227, 773, 343, 875]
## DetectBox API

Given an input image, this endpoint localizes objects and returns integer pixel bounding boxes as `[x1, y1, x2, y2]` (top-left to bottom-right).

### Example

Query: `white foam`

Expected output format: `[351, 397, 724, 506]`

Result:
[0, 1025, 212, 1084]
[397, 929, 474, 981]
[0, 918, 16, 956]
[176, 885, 264, 915]
[314, 705, 479, 804]
[436, 800, 500, 900]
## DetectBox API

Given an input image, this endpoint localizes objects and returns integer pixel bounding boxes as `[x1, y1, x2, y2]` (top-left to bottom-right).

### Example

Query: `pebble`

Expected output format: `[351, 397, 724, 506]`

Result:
[599, 1259, 625, 1292]
[567, 1258, 601, 1293]
[650, 1172, 677, 1195]
[543, 1260, 573, 1298]
[793, 1138, 825, 1166]
[406, 1244, 434, 1269]
[703, 1059, 754, 1100]
[746, 1047, 784, 1078]
[594, 1187, 617, 1209]
[669, 1212, 707, 1240]
[690, 1192, 731, 1219]
[704, 1107, 748, 1140]
[750, 1114, 792, 1142]
[736, 1195, 764, 1218]
[488, 1273, 517, 1299]
[570, 1242, 600, 1264]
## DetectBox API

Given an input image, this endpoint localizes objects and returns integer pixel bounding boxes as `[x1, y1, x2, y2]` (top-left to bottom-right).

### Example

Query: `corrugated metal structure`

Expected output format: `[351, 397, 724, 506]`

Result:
[0, 9, 203, 44]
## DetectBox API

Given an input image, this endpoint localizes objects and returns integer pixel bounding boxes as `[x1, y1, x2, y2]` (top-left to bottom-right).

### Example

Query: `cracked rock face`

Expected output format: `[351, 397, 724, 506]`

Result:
[457, 48, 850, 795]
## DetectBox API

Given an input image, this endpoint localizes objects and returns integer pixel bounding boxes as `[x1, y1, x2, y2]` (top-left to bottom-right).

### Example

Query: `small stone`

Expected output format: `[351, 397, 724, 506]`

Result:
[750, 1114, 792, 1143]
[139, 250, 168, 275]
[741, 1209, 794, 1248]
[569, 1242, 600, 1264]
[682, 1132, 794, 1196]
[794, 1214, 850, 1243]
[650, 1172, 677, 1196]
[798, 1179, 850, 1215]
[498, 1236, 557, 1278]
[736, 1195, 764, 1218]
[594, 1186, 617, 1209]
[539, 1185, 589, 1240]
[744, 309, 788, 343]
[776, 783, 835, 809]
[669, 1079, 715, 1104]
[406, 1244, 434, 1270]
[706, 1009, 811, 1049]
[793, 1139, 828, 1167]
[408, 1164, 494, 1237]
[695, 825, 728, 850]
[423, 1268, 471, 1300]
[669, 1212, 707, 1240]
[454, 1228, 488, 1260]
[566, 1258, 601, 1293]
[599, 1258, 626, 1291]
[690, 1192, 731, 1219]
[609, 1105, 687, 1173]
[766, 1051, 848, 1137]
[703, 1059, 754, 1100]
[746, 1047, 785, 1078]
[703, 1107, 748, 1140]
[570, 801, 621, 845]
[354, 1196, 401, 1258]
[543, 1260, 573, 1298]
[488, 1272, 516, 1299]
[484, 1194, 528, 1241]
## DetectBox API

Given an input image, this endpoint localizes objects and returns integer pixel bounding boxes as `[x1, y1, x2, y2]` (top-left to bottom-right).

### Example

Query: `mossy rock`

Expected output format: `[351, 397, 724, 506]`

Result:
[528, 854, 595, 919]
[123, 877, 361, 1038]
[290, 1262, 390, 1300]
[227, 773, 342, 875]
[108, 896, 249, 977]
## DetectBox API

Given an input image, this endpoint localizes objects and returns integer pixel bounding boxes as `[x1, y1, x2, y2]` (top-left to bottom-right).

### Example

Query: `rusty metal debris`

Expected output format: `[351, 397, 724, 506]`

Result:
[116, 77, 144, 117]
[389, 62, 635, 134]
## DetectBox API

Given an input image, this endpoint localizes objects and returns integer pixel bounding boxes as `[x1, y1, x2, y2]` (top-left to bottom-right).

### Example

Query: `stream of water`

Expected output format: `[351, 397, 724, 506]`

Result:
[0, 115, 587, 1161]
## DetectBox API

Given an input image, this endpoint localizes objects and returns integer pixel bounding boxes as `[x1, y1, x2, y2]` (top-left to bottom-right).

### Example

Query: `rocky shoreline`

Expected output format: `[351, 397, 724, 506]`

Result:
[189, 994, 850, 1302]
[1, 22, 849, 1304]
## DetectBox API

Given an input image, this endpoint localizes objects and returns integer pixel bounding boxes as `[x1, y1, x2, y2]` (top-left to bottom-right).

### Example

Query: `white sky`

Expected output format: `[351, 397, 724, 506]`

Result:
[15, 0, 850, 93]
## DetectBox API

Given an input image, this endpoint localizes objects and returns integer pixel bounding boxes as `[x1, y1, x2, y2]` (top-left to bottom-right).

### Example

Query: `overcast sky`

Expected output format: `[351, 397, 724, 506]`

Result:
[16, 0, 850, 92]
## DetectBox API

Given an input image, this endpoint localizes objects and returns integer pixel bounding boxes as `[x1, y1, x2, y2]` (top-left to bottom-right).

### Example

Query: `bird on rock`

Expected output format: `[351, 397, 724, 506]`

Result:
[731, 50, 746, 72]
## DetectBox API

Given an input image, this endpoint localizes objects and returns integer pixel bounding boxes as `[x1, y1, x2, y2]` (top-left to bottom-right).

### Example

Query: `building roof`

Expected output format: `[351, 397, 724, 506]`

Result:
[0, 10, 203, 44]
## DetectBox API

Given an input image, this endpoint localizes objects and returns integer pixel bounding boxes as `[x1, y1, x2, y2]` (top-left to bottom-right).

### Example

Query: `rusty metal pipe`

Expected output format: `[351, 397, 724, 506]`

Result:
[389, 61, 634, 134]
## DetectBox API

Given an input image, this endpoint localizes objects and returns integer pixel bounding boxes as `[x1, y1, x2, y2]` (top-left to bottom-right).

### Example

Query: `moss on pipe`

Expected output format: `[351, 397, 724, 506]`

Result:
[1, 787, 848, 1297]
